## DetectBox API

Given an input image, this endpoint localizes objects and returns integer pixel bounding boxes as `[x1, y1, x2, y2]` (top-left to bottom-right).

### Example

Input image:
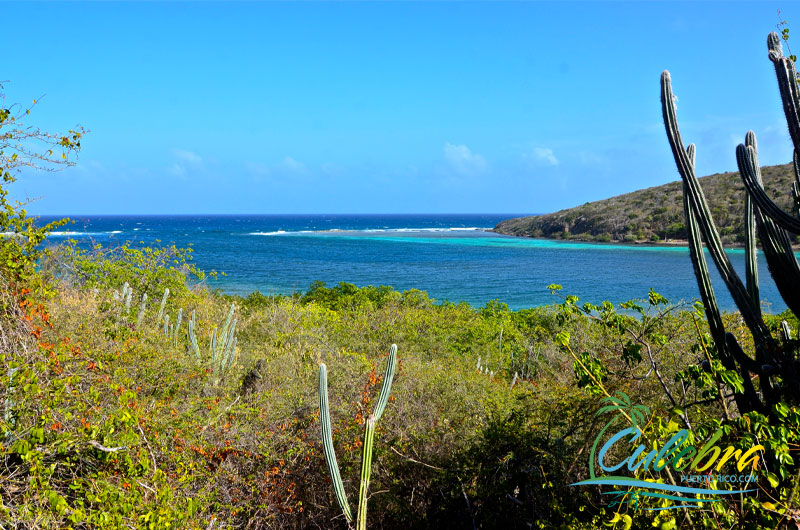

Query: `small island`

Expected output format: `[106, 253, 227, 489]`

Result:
[494, 162, 798, 245]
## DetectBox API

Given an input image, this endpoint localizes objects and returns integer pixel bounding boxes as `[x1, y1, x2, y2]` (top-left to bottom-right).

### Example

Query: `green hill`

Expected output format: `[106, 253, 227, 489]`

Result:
[494, 162, 798, 245]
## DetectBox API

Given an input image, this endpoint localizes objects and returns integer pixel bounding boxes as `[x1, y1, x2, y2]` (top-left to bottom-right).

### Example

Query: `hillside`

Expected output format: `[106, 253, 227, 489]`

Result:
[494, 163, 798, 245]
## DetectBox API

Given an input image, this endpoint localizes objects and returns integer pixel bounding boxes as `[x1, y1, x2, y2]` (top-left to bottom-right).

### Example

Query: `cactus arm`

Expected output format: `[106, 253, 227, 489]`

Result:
[793, 180, 800, 218]
[219, 319, 237, 380]
[756, 219, 800, 315]
[163, 314, 170, 336]
[744, 192, 760, 309]
[318, 363, 354, 523]
[736, 140, 800, 316]
[661, 71, 774, 347]
[219, 304, 235, 344]
[682, 176, 729, 362]
[136, 293, 148, 328]
[356, 415, 376, 530]
[683, 147, 762, 414]
[782, 321, 793, 343]
[739, 155, 800, 233]
[768, 32, 800, 154]
[211, 327, 218, 376]
[793, 150, 800, 217]
[742, 134, 760, 310]
[156, 288, 170, 324]
[371, 343, 397, 422]
[224, 337, 237, 373]
[174, 308, 183, 346]
[188, 311, 201, 364]
[733, 33, 800, 234]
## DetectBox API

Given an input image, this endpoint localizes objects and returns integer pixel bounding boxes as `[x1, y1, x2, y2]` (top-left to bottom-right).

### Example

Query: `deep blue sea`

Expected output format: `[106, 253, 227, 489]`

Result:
[35, 214, 789, 313]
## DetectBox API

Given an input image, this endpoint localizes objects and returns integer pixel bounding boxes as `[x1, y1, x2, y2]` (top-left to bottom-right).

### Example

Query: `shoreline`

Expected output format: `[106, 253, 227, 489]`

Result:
[489, 229, 694, 248]
[488, 229, 800, 250]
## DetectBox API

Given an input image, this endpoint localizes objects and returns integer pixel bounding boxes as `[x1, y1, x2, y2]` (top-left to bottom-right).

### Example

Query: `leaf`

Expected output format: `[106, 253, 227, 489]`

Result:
[659, 519, 676, 530]
[766, 472, 780, 488]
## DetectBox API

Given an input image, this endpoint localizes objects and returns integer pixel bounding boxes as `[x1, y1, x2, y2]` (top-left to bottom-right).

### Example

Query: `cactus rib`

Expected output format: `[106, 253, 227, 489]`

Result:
[356, 416, 376, 530]
[156, 288, 169, 324]
[136, 293, 148, 328]
[743, 139, 759, 311]
[318, 344, 398, 526]
[736, 138, 800, 316]
[372, 343, 397, 422]
[661, 70, 773, 347]
[318, 363, 353, 523]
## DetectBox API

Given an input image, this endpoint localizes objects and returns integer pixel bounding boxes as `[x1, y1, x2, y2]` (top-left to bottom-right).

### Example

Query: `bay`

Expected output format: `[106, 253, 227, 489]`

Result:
[36, 214, 789, 313]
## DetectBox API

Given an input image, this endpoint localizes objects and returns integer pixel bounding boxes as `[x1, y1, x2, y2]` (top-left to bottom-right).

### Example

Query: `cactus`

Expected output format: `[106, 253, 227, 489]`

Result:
[187, 310, 201, 364]
[661, 32, 800, 412]
[156, 288, 169, 325]
[136, 293, 148, 328]
[173, 308, 183, 347]
[208, 303, 237, 386]
[163, 314, 170, 336]
[185, 304, 238, 385]
[319, 344, 397, 529]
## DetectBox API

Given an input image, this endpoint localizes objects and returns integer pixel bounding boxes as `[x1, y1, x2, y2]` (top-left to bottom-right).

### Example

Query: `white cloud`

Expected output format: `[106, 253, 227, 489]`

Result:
[443, 142, 487, 176]
[280, 156, 307, 174]
[168, 149, 204, 178]
[530, 146, 559, 166]
[172, 149, 203, 165]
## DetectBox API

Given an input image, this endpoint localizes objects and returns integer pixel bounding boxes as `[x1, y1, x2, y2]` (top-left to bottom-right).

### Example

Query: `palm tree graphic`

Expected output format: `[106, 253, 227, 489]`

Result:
[589, 391, 651, 479]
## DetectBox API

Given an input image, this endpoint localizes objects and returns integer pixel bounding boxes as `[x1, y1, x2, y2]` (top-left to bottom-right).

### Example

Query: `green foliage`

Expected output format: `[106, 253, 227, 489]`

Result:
[302, 281, 403, 311]
[0, 84, 83, 290]
[51, 241, 209, 302]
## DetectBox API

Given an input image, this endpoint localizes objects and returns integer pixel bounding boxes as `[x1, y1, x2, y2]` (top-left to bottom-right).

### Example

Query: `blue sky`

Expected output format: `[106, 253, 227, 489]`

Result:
[4, 1, 798, 214]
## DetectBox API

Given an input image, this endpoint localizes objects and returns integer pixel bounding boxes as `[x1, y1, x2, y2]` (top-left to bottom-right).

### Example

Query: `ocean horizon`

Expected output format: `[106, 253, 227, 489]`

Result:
[35, 213, 789, 313]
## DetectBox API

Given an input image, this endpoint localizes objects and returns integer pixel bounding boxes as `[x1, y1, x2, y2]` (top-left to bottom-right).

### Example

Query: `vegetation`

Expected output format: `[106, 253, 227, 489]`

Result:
[494, 163, 797, 245]
[4, 29, 800, 530]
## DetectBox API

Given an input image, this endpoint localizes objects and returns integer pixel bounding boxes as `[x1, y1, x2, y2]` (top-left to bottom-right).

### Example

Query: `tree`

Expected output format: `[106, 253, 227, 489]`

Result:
[0, 82, 85, 288]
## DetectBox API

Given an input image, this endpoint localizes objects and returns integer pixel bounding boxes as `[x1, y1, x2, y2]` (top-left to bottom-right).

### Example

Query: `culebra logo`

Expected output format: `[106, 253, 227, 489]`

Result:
[571, 392, 763, 510]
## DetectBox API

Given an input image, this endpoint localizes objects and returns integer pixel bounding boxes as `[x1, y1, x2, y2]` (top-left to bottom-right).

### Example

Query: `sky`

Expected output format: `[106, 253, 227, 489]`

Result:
[4, 1, 799, 215]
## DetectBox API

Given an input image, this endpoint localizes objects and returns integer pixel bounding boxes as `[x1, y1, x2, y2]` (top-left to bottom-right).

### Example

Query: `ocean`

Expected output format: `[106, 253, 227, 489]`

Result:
[36, 213, 788, 313]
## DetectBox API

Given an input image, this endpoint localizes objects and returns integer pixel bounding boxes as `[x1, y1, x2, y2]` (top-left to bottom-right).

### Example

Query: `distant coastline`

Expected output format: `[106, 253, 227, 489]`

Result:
[488, 229, 695, 248]
[492, 162, 798, 247]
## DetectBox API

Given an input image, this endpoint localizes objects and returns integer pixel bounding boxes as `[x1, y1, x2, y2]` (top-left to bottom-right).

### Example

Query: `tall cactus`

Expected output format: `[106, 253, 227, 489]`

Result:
[156, 288, 169, 325]
[173, 308, 183, 347]
[124, 284, 133, 312]
[187, 310, 201, 364]
[661, 32, 800, 412]
[210, 303, 237, 386]
[318, 344, 397, 529]
[136, 293, 148, 328]
[185, 304, 238, 385]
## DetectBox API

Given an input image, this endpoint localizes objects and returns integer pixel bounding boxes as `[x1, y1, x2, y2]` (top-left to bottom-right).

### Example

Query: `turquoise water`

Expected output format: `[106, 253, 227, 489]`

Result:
[37, 214, 788, 312]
